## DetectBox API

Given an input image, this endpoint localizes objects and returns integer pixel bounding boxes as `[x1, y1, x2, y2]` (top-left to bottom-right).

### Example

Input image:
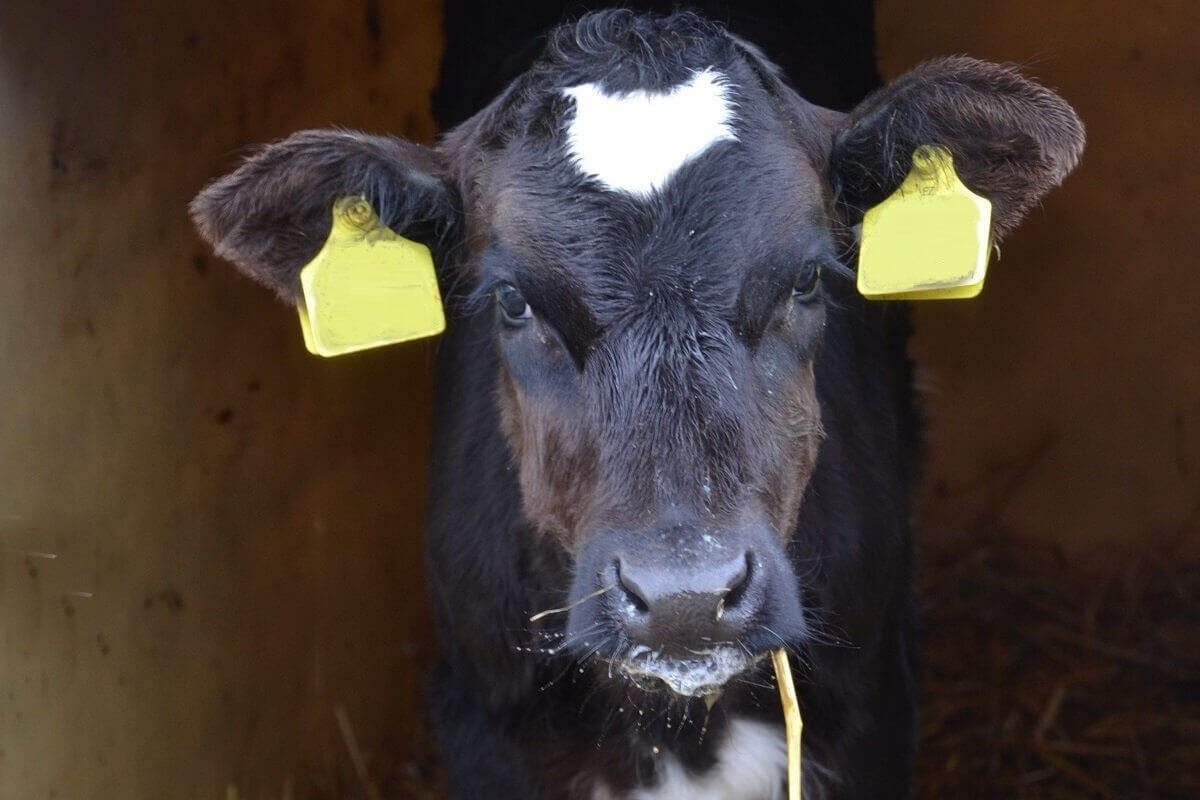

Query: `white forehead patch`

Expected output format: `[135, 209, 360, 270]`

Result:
[561, 68, 737, 197]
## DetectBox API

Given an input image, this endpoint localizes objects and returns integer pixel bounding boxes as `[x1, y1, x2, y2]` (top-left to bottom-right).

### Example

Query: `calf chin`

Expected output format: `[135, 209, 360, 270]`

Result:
[563, 525, 806, 697]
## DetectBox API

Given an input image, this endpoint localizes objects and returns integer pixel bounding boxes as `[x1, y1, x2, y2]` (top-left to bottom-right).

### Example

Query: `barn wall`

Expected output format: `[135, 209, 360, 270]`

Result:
[0, 1, 442, 797]
[877, 0, 1200, 564]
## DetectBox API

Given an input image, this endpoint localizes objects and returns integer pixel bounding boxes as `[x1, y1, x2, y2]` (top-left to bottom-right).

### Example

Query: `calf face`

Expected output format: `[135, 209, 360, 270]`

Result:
[459, 46, 849, 694]
[191, 9, 1082, 793]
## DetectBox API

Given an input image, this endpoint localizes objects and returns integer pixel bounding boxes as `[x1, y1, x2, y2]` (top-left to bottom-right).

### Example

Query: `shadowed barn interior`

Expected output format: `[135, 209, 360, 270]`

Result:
[0, 1, 1195, 798]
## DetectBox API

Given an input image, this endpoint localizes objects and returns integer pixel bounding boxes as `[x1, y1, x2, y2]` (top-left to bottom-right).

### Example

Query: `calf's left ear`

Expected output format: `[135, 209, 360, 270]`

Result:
[830, 57, 1085, 240]
[190, 129, 459, 301]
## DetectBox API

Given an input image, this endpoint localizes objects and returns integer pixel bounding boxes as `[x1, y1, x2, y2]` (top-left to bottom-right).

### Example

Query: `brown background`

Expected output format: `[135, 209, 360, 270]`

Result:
[1, 0, 1195, 796]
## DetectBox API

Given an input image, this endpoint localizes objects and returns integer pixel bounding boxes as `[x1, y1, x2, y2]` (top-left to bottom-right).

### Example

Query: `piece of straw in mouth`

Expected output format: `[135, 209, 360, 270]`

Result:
[527, 583, 615, 622]
[772, 648, 803, 800]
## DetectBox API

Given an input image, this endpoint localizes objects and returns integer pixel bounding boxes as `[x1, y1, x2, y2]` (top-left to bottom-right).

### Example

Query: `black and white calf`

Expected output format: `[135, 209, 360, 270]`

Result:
[191, 10, 1083, 799]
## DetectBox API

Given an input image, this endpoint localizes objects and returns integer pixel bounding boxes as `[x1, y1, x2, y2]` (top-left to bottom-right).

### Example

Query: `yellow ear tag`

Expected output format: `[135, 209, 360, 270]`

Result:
[295, 196, 445, 357]
[857, 145, 992, 300]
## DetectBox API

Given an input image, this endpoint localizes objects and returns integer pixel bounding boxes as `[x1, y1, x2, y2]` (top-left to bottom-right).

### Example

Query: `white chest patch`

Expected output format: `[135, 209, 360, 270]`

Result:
[594, 719, 787, 800]
[561, 68, 738, 197]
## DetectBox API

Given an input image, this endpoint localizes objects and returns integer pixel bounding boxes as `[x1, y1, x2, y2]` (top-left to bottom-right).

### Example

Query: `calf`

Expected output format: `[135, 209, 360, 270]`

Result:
[191, 10, 1083, 799]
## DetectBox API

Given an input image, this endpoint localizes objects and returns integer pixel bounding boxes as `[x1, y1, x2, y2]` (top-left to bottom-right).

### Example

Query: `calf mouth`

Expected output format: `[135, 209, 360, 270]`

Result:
[614, 643, 766, 697]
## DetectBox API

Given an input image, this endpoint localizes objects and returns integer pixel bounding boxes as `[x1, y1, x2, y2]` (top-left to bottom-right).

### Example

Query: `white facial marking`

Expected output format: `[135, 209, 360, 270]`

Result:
[593, 719, 787, 800]
[561, 68, 738, 197]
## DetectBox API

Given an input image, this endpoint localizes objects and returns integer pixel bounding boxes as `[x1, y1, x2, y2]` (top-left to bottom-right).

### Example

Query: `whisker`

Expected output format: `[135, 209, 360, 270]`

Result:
[533, 622, 606, 658]
[733, 675, 776, 691]
[577, 638, 608, 666]
[761, 624, 789, 650]
[539, 656, 584, 692]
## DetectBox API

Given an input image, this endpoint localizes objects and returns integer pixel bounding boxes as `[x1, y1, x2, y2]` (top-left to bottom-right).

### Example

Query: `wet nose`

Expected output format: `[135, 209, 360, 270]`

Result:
[613, 550, 761, 650]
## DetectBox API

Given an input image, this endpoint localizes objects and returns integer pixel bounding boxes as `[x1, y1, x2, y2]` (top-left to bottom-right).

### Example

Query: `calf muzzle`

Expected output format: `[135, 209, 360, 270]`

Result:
[564, 523, 805, 696]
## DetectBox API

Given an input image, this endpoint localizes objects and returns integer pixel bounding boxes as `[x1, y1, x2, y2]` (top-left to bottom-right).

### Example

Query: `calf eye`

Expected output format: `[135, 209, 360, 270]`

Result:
[496, 282, 533, 325]
[792, 261, 822, 301]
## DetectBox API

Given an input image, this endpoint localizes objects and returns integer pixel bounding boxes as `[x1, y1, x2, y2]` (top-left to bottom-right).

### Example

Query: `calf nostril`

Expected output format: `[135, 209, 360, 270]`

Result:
[615, 559, 651, 615]
[718, 552, 754, 617]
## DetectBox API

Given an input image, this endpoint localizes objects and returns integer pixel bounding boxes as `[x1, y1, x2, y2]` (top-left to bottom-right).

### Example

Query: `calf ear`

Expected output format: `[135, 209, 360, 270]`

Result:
[830, 57, 1085, 240]
[190, 129, 459, 301]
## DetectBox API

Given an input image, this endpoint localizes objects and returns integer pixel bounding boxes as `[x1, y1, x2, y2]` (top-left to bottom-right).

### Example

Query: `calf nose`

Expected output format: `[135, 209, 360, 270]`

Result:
[614, 551, 760, 650]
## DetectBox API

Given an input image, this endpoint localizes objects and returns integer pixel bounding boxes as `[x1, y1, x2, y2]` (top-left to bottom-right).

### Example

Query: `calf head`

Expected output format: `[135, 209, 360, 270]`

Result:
[192, 11, 1082, 698]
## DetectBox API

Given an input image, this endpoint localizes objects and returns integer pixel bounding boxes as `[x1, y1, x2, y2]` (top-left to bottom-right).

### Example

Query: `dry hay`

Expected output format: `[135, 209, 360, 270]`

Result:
[918, 537, 1200, 799]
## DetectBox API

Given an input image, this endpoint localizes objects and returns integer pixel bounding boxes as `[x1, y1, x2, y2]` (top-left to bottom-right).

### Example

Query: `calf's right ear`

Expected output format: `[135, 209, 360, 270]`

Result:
[190, 129, 459, 301]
